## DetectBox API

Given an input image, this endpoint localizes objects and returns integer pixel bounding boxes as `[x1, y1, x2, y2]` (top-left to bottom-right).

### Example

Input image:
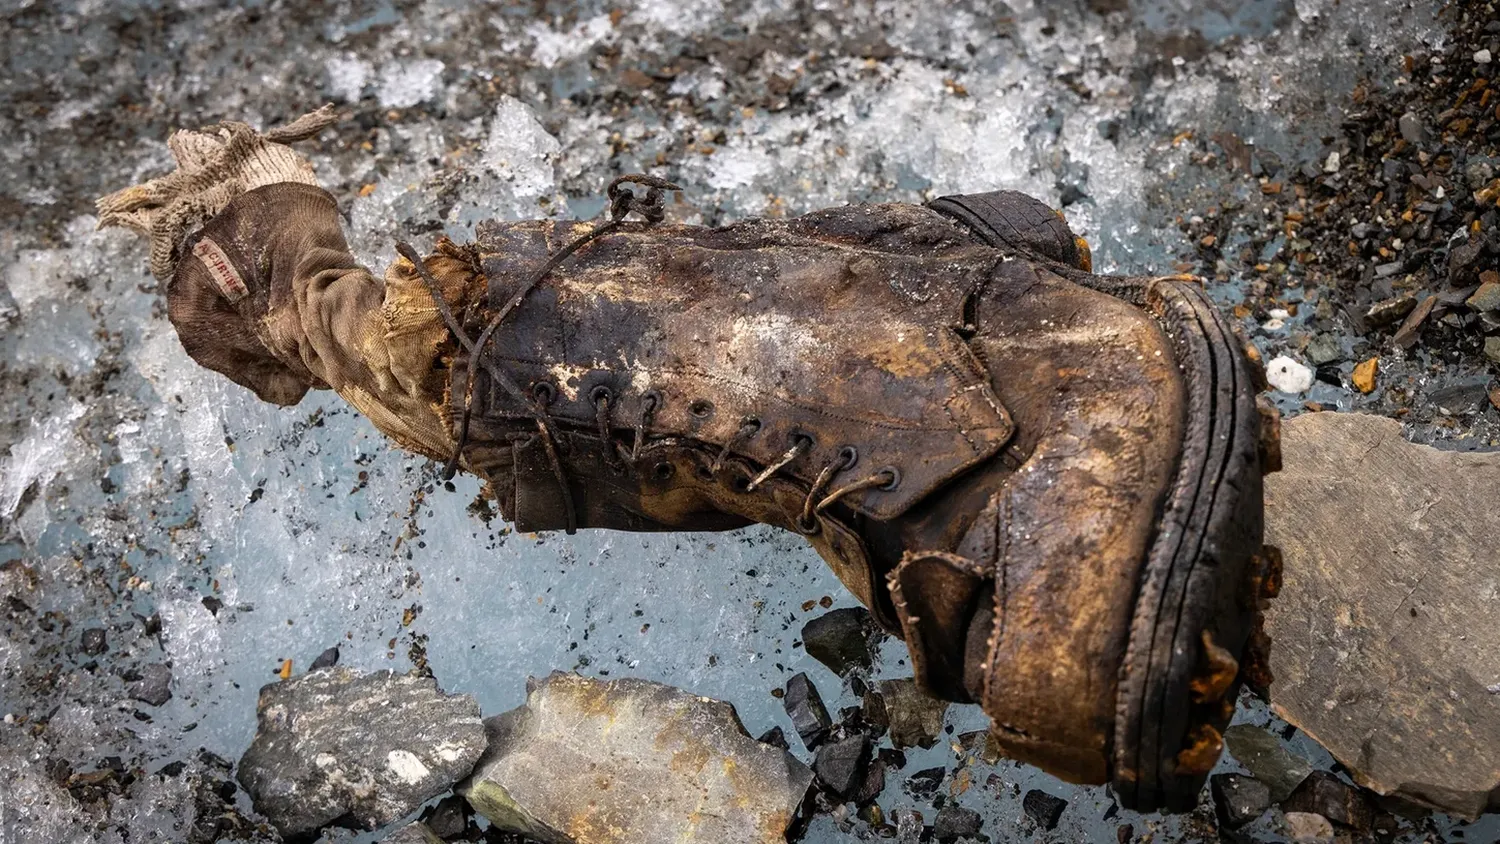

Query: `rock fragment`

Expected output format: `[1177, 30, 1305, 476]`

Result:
[459, 672, 812, 844]
[783, 672, 833, 749]
[1265, 412, 1500, 818]
[1222, 725, 1313, 802]
[1397, 111, 1426, 144]
[932, 805, 982, 840]
[1281, 772, 1373, 831]
[127, 663, 172, 706]
[80, 627, 107, 656]
[1351, 357, 1378, 393]
[383, 822, 445, 844]
[800, 607, 879, 676]
[813, 733, 870, 799]
[1210, 773, 1271, 830]
[1265, 355, 1313, 393]
[1282, 811, 1334, 844]
[1466, 277, 1500, 312]
[420, 795, 471, 839]
[236, 668, 485, 838]
[309, 645, 340, 670]
[878, 678, 948, 750]
[1022, 788, 1067, 831]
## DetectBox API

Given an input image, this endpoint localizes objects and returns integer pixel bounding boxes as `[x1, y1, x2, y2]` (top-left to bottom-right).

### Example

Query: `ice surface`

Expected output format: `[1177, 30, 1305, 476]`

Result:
[0, 0, 1491, 842]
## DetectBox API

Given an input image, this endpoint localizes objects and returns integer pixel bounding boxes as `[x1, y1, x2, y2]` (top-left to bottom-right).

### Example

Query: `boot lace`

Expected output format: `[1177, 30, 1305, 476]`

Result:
[402, 173, 680, 534]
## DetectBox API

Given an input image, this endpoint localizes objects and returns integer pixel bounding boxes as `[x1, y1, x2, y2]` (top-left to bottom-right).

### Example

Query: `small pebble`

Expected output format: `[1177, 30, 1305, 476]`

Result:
[1476, 49, 1492, 64]
[1266, 356, 1314, 394]
[1323, 151, 1341, 173]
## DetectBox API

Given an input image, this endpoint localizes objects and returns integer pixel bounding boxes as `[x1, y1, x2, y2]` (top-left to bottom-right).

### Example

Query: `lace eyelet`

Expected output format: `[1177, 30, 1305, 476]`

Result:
[652, 462, 675, 481]
[877, 466, 902, 490]
[531, 381, 556, 405]
[590, 385, 614, 406]
[795, 514, 822, 535]
[731, 474, 754, 493]
[741, 417, 762, 435]
[689, 399, 714, 419]
[838, 445, 859, 470]
[642, 390, 663, 412]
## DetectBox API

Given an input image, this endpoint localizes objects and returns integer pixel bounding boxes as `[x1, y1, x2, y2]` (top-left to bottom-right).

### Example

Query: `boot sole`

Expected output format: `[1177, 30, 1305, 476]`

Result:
[1113, 280, 1270, 812]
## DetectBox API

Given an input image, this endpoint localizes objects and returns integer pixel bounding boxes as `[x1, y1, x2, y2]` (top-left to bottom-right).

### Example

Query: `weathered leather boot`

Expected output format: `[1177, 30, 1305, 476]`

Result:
[99, 113, 1277, 811]
[446, 189, 1278, 812]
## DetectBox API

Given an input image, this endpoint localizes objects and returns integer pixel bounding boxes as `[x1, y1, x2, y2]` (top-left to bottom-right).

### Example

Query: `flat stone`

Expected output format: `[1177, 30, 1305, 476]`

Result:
[1466, 280, 1500, 312]
[1222, 725, 1313, 802]
[783, 672, 833, 749]
[1429, 377, 1493, 414]
[1484, 336, 1500, 364]
[459, 672, 812, 844]
[1281, 771, 1373, 831]
[878, 678, 948, 750]
[1022, 788, 1067, 831]
[932, 805, 982, 840]
[1210, 772, 1271, 830]
[1265, 412, 1500, 818]
[812, 732, 870, 798]
[1283, 811, 1334, 844]
[800, 607, 879, 676]
[127, 663, 172, 706]
[236, 668, 485, 838]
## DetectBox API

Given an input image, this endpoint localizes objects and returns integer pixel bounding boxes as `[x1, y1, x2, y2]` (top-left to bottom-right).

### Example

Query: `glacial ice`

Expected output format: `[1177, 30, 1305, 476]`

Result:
[1, 0, 1491, 842]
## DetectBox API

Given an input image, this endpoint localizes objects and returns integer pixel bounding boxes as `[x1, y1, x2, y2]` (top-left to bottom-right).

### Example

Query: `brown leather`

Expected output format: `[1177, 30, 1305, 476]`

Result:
[156, 184, 1268, 811]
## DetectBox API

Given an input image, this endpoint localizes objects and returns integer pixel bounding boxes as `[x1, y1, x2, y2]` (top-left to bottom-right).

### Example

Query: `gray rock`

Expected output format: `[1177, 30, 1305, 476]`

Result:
[1484, 336, 1500, 364]
[1222, 725, 1313, 802]
[459, 672, 812, 844]
[420, 795, 471, 839]
[383, 822, 445, 844]
[1304, 333, 1342, 365]
[1283, 811, 1334, 844]
[1265, 412, 1500, 818]
[878, 678, 948, 750]
[1022, 789, 1067, 831]
[236, 668, 485, 838]
[80, 627, 107, 656]
[812, 733, 869, 798]
[1468, 280, 1500, 312]
[1282, 771, 1373, 831]
[1398, 111, 1427, 144]
[128, 663, 172, 706]
[933, 805, 982, 840]
[1429, 376, 1493, 414]
[783, 672, 833, 749]
[1211, 773, 1271, 830]
[309, 645, 340, 671]
[800, 607, 879, 676]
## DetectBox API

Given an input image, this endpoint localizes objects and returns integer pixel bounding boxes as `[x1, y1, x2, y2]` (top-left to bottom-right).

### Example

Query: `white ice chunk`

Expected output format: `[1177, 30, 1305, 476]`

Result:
[326, 54, 373, 103]
[482, 96, 561, 199]
[0, 401, 86, 518]
[376, 58, 445, 109]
